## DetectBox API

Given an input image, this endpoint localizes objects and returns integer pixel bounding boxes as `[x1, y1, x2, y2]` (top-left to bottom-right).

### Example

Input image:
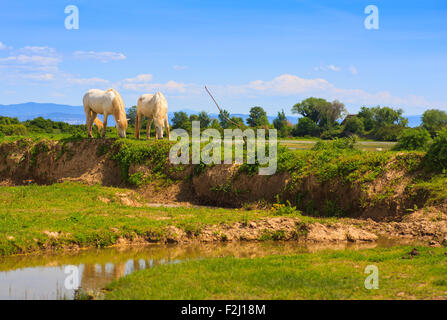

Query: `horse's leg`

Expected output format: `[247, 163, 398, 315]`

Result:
[86, 109, 93, 138]
[91, 112, 98, 136]
[135, 113, 141, 139]
[165, 115, 170, 140]
[102, 114, 108, 138]
[146, 119, 153, 140]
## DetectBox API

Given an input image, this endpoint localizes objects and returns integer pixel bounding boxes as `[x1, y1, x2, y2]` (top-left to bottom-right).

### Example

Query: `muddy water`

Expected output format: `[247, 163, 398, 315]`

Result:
[0, 240, 404, 300]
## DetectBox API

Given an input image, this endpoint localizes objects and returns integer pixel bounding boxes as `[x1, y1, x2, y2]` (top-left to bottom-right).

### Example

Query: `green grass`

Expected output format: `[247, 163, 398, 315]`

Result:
[104, 246, 447, 300]
[0, 182, 310, 256]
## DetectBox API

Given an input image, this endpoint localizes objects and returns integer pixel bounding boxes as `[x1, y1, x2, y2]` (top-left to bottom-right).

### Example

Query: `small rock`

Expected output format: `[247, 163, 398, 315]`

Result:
[409, 248, 420, 256]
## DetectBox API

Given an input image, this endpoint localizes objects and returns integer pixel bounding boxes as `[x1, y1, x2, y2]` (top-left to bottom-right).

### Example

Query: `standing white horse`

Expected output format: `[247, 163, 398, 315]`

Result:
[135, 92, 170, 139]
[83, 88, 128, 138]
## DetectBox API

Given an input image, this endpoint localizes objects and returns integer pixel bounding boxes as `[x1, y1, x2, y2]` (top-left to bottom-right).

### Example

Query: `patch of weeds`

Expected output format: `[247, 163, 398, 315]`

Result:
[193, 162, 207, 176]
[271, 199, 298, 216]
[110, 139, 173, 182]
[237, 162, 259, 177]
[29, 141, 50, 168]
[179, 223, 202, 238]
[291, 221, 309, 240]
[97, 143, 110, 157]
[259, 229, 285, 241]
[322, 200, 346, 217]
[210, 181, 233, 193]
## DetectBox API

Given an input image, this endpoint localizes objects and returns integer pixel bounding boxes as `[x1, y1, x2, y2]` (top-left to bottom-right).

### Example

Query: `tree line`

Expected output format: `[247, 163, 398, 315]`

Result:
[1, 98, 446, 144]
[127, 97, 447, 141]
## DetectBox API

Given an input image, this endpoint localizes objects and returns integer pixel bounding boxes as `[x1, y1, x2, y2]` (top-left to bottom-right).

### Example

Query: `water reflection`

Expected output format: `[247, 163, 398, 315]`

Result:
[0, 240, 409, 300]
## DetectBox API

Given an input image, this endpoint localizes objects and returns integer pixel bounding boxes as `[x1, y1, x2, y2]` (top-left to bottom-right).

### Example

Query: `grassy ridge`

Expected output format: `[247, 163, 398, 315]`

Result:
[0, 182, 309, 256]
[105, 246, 447, 300]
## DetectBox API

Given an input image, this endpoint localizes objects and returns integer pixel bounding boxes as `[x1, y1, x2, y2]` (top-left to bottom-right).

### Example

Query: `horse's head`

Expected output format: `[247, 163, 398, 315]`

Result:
[108, 88, 128, 138]
[115, 119, 128, 138]
[154, 117, 165, 139]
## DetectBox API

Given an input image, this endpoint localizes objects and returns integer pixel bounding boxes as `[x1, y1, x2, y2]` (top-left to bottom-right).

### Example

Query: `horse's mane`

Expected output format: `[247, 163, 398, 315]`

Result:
[107, 88, 127, 128]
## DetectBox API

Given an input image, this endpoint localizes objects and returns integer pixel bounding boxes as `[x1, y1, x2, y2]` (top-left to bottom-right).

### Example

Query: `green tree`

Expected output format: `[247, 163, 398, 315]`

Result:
[246, 106, 269, 127]
[357, 106, 375, 131]
[172, 111, 191, 131]
[425, 128, 447, 172]
[273, 110, 291, 137]
[218, 109, 231, 129]
[422, 109, 447, 137]
[126, 106, 137, 126]
[0, 116, 20, 125]
[357, 106, 408, 141]
[291, 97, 346, 130]
[394, 128, 431, 151]
[292, 117, 320, 137]
[198, 111, 211, 128]
[343, 116, 364, 135]
[229, 116, 245, 129]
[209, 119, 222, 130]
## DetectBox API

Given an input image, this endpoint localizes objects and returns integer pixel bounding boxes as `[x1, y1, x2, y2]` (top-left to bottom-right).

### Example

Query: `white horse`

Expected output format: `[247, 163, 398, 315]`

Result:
[135, 92, 170, 139]
[83, 88, 128, 138]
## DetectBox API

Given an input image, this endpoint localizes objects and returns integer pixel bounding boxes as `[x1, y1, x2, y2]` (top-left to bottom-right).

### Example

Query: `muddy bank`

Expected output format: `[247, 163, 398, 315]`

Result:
[0, 138, 445, 222]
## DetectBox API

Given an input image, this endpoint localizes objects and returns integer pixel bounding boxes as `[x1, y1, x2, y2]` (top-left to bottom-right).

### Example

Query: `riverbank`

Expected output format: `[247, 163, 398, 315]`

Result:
[1, 182, 446, 257]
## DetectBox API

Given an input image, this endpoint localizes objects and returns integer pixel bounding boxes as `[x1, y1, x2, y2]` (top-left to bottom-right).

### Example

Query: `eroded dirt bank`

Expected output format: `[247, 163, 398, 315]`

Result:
[1, 139, 442, 218]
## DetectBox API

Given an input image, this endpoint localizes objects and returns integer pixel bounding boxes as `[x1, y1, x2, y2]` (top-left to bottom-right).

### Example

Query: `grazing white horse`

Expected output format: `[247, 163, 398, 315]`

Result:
[135, 92, 170, 139]
[83, 88, 128, 138]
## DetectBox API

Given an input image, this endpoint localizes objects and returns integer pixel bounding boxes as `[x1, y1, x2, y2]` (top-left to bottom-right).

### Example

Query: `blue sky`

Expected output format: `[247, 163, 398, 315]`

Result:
[0, 0, 446, 115]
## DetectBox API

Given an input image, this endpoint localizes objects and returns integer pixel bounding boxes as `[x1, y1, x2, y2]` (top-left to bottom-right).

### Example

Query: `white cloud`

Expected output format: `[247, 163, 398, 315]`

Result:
[19, 46, 56, 55]
[118, 73, 196, 94]
[349, 65, 358, 75]
[122, 80, 190, 93]
[116, 73, 442, 109]
[0, 42, 12, 50]
[123, 74, 153, 83]
[67, 77, 110, 86]
[215, 74, 442, 109]
[0, 54, 60, 66]
[327, 64, 341, 72]
[314, 64, 341, 72]
[73, 51, 126, 63]
[173, 65, 189, 71]
[21, 73, 55, 81]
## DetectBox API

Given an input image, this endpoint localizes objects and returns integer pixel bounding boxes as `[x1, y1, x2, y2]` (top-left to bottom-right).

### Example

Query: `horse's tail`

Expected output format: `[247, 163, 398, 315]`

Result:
[93, 117, 104, 131]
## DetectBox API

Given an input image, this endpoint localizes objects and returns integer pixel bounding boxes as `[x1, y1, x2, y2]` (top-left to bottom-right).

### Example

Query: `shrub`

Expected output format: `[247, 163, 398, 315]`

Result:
[292, 117, 320, 137]
[393, 128, 431, 151]
[343, 116, 364, 135]
[373, 124, 405, 141]
[425, 128, 447, 172]
[312, 136, 357, 151]
[0, 124, 28, 136]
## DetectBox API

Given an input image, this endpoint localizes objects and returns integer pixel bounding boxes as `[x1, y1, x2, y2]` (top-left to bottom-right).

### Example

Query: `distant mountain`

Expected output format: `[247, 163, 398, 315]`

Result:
[0, 102, 421, 127]
[0, 102, 86, 124]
